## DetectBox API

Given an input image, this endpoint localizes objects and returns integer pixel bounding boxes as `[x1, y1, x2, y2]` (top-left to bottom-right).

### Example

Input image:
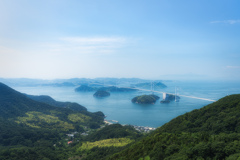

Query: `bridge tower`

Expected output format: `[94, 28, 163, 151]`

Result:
[175, 87, 179, 102]
[151, 81, 154, 94]
[163, 92, 168, 100]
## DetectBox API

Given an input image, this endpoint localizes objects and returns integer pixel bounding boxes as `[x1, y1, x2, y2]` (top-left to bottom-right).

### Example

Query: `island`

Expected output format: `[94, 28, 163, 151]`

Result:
[160, 93, 180, 103]
[98, 86, 138, 92]
[131, 94, 160, 104]
[75, 85, 138, 92]
[134, 82, 167, 89]
[75, 85, 96, 92]
[93, 90, 110, 98]
[167, 94, 180, 101]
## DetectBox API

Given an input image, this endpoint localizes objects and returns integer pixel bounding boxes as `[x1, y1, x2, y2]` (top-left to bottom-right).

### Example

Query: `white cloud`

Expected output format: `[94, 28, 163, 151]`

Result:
[0, 36, 135, 79]
[44, 36, 128, 55]
[0, 45, 17, 54]
[61, 37, 126, 44]
[210, 20, 240, 24]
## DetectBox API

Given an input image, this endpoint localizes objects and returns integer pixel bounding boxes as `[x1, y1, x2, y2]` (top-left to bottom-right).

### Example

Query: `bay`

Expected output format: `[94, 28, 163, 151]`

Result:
[12, 80, 240, 128]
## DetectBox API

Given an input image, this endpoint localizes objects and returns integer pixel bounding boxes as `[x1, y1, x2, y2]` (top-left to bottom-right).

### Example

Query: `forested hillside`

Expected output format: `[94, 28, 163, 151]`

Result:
[70, 124, 143, 160]
[26, 94, 87, 111]
[109, 94, 240, 160]
[0, 82, 105, 159]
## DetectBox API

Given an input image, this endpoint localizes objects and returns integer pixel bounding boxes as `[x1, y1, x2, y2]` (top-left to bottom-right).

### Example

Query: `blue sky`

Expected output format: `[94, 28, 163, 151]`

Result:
[0, 0, 240, 80]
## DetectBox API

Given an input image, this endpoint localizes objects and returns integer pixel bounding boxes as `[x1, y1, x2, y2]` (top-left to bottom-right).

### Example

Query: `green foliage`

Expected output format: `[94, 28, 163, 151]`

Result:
[85, 124, 143, 141]
[132, 95, 159, 104]
[78, 138, 134, 151]
[77, 146, 129, 160]
[89, 122, 101, 129]
[226, 153, 240, 160]
[158, 94, 240, 134]
[26, 94, 87, 111]
[0, 82, 105, 159]
[139, 155, 151, 160]
[16, 111, 74, 131]
[71, 124, 143, 160]
[68, 113, 91, 123]
[149, 94, 160, 100]
[109, 132, 240, 160]
[93, 90, 110, 97]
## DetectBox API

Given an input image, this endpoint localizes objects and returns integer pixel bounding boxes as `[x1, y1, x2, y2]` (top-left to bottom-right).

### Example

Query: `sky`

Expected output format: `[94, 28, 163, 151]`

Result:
[0, 0, 240, 81]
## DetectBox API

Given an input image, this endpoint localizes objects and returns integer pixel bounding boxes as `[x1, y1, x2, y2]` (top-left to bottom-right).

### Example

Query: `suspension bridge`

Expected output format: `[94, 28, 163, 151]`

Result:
[118, 86, 216, 102]
[89, 82, 217, 102]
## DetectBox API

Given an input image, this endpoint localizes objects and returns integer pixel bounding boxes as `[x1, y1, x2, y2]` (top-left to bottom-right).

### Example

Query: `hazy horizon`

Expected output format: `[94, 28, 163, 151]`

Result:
[1, 0, 240, 81]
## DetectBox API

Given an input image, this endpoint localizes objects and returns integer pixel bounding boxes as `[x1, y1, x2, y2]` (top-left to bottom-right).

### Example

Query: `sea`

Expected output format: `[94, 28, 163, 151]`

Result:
[12, 80, 240, 128]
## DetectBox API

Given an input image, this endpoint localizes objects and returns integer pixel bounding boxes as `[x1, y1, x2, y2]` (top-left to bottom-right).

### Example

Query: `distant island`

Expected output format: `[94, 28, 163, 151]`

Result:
[93, 90, 110, 98]
[42, 82, 76, 87]
[98, 86, 138, 92]
[75, 85, 138, 92]
[160, 93, 180, 103]
[134, 82, 167, 89]
[132, 95, 160, 104]
[75, 85, 96, 92]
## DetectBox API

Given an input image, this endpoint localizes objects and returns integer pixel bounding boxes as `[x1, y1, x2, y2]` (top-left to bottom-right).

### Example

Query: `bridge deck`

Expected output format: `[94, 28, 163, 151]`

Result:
[90, 83, 217, 102]
[121, 87, 216, 102]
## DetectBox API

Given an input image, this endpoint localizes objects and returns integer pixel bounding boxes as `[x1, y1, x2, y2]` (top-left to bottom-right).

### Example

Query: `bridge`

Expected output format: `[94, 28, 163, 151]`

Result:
[120, 86, 216, 102]
[90, 82, 217, 102]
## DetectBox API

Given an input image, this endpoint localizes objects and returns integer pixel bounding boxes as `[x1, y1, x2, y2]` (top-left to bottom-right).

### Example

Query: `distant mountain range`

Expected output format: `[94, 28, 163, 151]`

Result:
[0, 77, 170, 87]
[133, 82, 167, 89]
[75, 85, 138, 92]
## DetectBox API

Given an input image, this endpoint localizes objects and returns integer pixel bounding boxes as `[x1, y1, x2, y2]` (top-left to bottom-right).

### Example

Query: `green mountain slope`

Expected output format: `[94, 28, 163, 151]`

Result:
[109, 94, 240, 160]
[26, 94, 87, 111]
[67, 124, 144, 160]
[158, 94, 240, 134]
[0, 82, 104, 129]
[0, 82, 57, 118]
[0, 82, 105, 159]
[84, 124, 143, 142]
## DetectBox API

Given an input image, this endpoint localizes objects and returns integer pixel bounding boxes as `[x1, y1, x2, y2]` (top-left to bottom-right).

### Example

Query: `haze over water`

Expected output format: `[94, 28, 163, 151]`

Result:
[12, 80, 240, 128]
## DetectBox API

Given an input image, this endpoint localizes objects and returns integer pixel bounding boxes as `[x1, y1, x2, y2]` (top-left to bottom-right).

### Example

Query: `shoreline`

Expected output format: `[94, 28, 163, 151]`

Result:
[104, 119, 156, 132]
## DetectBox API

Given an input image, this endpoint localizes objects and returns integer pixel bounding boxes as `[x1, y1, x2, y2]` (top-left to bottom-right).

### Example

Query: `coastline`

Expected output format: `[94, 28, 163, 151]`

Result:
[104, 119, 156, 132]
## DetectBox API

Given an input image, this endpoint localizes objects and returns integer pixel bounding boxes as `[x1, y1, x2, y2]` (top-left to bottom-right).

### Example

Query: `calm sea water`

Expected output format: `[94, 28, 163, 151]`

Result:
[12, 81, 240, 128]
